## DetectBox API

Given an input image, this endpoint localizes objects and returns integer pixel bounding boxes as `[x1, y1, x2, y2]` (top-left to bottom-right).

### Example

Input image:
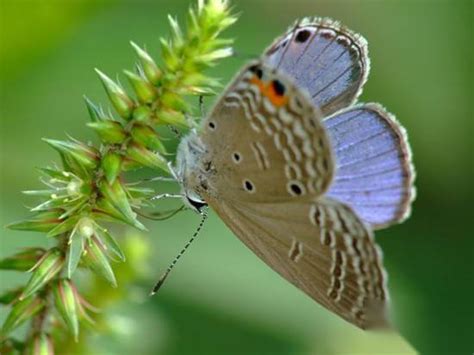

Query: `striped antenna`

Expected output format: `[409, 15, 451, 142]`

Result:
[150, 208, 208, 295]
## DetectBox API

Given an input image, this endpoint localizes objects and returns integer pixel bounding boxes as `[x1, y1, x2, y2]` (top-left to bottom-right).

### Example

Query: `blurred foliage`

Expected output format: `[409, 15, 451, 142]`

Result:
[1, 0, 473, 354]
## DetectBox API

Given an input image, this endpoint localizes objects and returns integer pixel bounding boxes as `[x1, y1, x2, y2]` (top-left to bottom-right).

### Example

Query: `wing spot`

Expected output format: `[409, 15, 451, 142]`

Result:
[295, 29, 311, 43]
[272, 79, 286, 96]
[287, 181, 305, 196]
[249, 64, 263, 79]
[208, 121, 216, 130]
[243, 179, 255, 193]
[232, 152, 241, 163]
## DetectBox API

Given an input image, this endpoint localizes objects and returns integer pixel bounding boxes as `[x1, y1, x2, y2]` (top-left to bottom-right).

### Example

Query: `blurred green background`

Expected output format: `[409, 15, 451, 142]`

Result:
[1, 0, 472, 354]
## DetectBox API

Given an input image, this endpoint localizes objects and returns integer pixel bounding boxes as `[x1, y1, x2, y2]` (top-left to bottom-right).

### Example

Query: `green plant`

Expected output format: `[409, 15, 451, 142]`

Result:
[0, 1, 236, 353]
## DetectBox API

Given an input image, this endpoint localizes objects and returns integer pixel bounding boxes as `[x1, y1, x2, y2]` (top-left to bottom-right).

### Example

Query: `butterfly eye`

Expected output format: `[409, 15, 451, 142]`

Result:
[295, 29, 311, 43]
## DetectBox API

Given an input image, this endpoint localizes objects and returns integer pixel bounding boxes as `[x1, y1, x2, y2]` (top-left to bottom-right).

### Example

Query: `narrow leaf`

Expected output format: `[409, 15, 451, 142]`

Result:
[101, 152, 122, 184]
[130, 41, 162, 85]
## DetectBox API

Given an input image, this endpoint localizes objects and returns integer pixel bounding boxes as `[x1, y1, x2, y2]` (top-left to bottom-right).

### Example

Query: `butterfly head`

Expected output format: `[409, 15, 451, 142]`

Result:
[175, 131, 209, 214]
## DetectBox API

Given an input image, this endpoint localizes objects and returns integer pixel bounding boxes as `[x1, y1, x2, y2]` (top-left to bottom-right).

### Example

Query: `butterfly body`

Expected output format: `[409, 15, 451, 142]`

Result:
[174, 18, 415, 330]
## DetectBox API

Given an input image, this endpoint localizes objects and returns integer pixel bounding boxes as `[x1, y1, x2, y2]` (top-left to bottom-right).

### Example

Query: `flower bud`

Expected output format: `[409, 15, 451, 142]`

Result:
[130, 42, 162, 85]
[87, 120, 127, 144]
[1, 296, 45, 335]
[156, 108, 187, 127]
[21, 248, 64, 300]
[83, 95, 106, 122]
[130, 124, 167, 154]
[26, 333, 54, 355]
[53, 279, 79, 340]
[43, 139, 98, 170]
[124, 70, 157, 104]
[101, 152, 122, 184]
[95, 69, 135, 120]
[83, 236, 117, 287]
[132, 105, 153, 122]
[126, 144, 169, 173]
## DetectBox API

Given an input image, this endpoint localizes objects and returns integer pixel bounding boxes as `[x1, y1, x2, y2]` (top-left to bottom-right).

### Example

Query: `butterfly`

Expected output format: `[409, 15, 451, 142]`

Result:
[172, 17, 415, 329]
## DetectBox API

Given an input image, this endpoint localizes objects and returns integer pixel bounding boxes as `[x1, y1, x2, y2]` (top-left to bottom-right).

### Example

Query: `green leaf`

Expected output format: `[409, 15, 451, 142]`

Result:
[101, 152, 122, 184]
[21, 248, 64, 300]
[0, 248, 45, 271]
[53, 279, 79, 341]
[95, 69, 134, 120]
[87, 120, 127, 144]
[1, 296, 45, 336]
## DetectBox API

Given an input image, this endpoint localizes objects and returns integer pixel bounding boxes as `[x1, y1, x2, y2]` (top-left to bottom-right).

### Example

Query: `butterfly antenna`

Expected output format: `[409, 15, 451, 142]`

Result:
[150, 208, 208, 295]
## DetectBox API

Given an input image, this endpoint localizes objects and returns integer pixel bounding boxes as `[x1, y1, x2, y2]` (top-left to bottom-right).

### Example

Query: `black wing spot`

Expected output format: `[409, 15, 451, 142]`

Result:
[208, 121, 216, 130]
[243, 179, 255, 192]
[289, 182, 303, 196]
[272, 79, 286, 96]
[295, 29, 311, 43]
[249, 64, 263, 79]
[232, 152, 241, 163]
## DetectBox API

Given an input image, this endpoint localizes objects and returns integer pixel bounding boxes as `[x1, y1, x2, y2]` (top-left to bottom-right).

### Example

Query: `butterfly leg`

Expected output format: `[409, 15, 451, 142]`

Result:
[150, 193, 183, 201]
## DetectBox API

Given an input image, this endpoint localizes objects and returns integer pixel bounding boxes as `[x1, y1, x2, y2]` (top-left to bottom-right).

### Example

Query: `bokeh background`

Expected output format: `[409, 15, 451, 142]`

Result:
[1, 0, 472, 354]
